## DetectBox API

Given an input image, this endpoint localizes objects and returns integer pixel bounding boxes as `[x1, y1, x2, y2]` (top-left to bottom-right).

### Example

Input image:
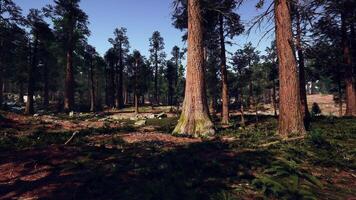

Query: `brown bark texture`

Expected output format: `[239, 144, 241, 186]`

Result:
[219, 14, 230, 124]
[274, 0, 306, 136]
[173, 0, 215, 137]
[341, 12, 356, 116]
[25, 37, 38, 115]
[64, 22, 75, 112]
[295, 6, 310, 128]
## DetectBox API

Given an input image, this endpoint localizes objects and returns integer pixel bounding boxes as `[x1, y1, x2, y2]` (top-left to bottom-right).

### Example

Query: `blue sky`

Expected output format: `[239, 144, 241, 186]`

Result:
[14, 0, 273, 58]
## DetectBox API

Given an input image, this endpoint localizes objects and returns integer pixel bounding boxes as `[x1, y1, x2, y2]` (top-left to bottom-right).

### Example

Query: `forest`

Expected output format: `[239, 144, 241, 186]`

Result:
[0, 0, 355, 199]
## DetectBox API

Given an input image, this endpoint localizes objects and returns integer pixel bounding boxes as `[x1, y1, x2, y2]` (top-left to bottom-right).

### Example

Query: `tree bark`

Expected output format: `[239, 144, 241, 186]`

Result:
[116, 45, 124, 108]
[64, 18, 75, 112]
[154, 51, 159, 105]
[338, 80, 343, 116]
[25, 36, 38, 115]
[0, 70, 2, 107]
[89, 57, 96, 112]
[43, 63, 49, 108]
[272, 79, 278, 117]
[134, 57, 139, 114]
[109, 60, 115, 107]
[219, 14, 230, 124]
[19, 81, 24, 104]
[274, 0, 306, 136]
[295, 6, 310, 128]
[173, 0, 215, 137]
[341, 12, 356, 116]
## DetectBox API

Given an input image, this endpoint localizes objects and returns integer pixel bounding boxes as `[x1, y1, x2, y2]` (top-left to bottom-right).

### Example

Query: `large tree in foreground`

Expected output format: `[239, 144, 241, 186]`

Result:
[173, 0, 215, 137]
[45, 0, 89, 112]
[274, 0, 306, 136]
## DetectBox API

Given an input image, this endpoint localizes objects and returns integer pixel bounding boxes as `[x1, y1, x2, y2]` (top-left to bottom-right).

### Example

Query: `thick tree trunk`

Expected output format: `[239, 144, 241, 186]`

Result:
[25, 37, 38, 115]
[64, 24, 75, 112]
[295, 7, 310, 128]
[173, 0, 215, 137]
[219, 14, 230, 124]
[90, 59, 96, 112]
[43, 63, 49, 108]
[274, 0, 306, 136]
[341, 12, 356, 116]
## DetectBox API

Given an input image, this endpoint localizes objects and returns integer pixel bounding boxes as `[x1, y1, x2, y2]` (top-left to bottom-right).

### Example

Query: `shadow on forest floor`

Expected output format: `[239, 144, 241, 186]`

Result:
[0, 112, 355, 199]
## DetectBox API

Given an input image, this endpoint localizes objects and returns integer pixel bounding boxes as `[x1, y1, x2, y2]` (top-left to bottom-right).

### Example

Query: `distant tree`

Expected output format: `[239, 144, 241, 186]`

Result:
[25, 9, 50, 115]
[166, 61, 176, 106]
[241, 42, 260, 109]
[170, 46, 185, 106]
[127, 50, 144, 114]
[0, 0, 23, 107]
[213, 0, 244, 124]
[291, 0, 311, 128]
[45, 0, 89, 112]
[84, 44, 97, 112]
[108, 27, 130, 109]
[104, 48, 117, 107]
[149, 31, 165, 105]
[262, 41, 279, 117]
[173, 0, 215, 137]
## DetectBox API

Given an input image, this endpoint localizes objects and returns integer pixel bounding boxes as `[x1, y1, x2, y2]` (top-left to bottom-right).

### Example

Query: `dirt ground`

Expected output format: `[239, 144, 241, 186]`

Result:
[0, 99, 355, 199]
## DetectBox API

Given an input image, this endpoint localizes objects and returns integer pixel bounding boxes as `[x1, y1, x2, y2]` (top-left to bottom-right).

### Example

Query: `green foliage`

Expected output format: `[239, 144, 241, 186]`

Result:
[253, 159, 322, 199]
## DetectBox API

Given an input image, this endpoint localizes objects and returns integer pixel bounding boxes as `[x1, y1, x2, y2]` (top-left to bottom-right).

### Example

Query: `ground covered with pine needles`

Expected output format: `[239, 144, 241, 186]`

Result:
[0, 110, 355, 200]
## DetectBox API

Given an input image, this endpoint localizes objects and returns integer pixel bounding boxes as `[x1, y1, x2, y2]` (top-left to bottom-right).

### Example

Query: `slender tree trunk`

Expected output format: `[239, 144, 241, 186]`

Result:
[338, 80, 343, 116]
[25, 37, 38, 115]
[104, 64, 109, 106]
[115, 63, 120, 108]
[173, 0, 215, 137]
[109, 61, 115, 107]
[154, 51, 159, 105]
[64, 22, 75, 112]
[117, 45, 124, 108]
[90, 58, 96, 112]
[295, 6, 310, 128]
[134, 57, 139, 114]
[0, 65, 2, 107]
[43, 63, 49, 108]
[249, 82, 254, 109]
[240, 91, 245, 127]
[19, 82, 24, 104]
[219, 14, 230, 124]
[0, 35, 3, 107]
[341, 12, 356, 116]
[274, 0, 306, 136]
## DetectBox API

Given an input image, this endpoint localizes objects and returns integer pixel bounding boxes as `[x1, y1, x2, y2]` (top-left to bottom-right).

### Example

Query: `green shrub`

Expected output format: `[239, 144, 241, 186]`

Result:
[253, 159, 322, 199]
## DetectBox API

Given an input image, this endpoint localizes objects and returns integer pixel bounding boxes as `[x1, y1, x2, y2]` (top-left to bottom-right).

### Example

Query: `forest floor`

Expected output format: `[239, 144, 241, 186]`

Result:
[0, 103, 355, 199]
